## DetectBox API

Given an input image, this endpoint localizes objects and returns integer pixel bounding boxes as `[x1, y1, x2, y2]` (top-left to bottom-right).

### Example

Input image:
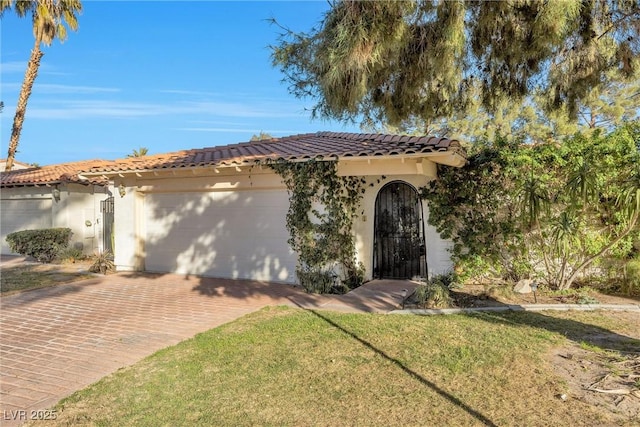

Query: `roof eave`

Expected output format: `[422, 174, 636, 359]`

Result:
[422, 151, 467, 168]
[0, 181, 61, 189]
[78, 150, 467, 179]
[0, 178, 105, 189]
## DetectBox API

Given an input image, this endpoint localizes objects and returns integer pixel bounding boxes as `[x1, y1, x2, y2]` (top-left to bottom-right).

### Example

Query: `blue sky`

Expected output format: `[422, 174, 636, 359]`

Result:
[1, 1, 360, 166]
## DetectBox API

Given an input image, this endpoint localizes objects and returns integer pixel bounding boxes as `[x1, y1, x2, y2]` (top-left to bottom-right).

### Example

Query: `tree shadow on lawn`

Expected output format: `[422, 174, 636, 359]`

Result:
[409, 288, 639, 354]
[294, 305, 638, 427]
[188, 273, 640, 354]
[466, 309, 640, 354]
[301, 306, 499, 427]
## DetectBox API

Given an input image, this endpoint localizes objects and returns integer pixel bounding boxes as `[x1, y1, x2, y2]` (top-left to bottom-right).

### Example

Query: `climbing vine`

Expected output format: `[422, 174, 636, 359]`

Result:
[269, 160, 366, 293]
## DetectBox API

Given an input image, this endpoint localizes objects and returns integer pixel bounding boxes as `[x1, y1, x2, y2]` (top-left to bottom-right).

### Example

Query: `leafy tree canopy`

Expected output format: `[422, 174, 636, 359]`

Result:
[380, 74, 640, 144]
[271, 0, 640, 128]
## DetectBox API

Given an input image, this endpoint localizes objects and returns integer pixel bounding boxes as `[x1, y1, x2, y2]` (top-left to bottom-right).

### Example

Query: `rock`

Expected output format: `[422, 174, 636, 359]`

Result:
[514, 279, 534, 294]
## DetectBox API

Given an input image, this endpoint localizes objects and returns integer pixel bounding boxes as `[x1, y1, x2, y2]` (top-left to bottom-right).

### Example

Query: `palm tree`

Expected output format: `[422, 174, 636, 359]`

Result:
[127, 147, 149, 158]
[1, 0, 82, 172]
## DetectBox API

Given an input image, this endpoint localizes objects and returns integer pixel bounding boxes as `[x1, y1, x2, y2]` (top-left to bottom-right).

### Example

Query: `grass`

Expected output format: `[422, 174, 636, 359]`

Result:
[0, 264, 94, 295]
[27, 307, 640, 426]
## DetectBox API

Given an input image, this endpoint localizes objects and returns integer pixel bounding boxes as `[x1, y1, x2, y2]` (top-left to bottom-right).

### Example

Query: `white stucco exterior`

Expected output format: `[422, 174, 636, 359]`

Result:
[110, 157, 454, 283]
[0, 184, 112, 255]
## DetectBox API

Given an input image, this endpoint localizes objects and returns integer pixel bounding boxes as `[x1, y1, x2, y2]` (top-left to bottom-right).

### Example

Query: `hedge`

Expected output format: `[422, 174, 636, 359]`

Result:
[5, 228, 73, 263]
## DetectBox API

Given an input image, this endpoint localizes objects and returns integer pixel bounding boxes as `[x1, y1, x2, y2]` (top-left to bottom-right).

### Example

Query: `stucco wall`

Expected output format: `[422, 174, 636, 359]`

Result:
[0, 184, 111, 255]
[111, 159, 454, 282]
[112, 167, 291, 276]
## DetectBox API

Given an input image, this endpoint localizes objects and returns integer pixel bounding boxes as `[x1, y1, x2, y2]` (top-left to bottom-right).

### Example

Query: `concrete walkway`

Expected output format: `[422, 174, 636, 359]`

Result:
[0, 268, 411, 426]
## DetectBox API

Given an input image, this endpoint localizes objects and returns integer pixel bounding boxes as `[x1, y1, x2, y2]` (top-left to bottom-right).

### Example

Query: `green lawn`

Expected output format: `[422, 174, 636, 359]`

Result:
[31, 307, 639, 426]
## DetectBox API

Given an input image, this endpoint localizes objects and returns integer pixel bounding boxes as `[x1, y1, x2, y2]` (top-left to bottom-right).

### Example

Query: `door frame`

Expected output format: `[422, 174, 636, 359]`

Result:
[372, 180, 428, 279]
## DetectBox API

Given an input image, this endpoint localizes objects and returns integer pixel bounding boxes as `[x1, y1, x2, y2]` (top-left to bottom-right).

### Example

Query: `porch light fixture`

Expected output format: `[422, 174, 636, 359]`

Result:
[52, 186, 61, 202]
[118, 183, 126, 198]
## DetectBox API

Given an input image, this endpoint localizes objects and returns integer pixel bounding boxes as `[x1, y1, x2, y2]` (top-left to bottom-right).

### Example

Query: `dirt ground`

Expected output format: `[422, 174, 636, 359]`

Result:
[453, 287, 640, 423]
[549, 311, 640, 424]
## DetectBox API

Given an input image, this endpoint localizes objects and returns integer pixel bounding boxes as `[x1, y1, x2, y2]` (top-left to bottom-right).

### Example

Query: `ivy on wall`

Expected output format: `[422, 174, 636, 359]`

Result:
[269, 160, 366, 293]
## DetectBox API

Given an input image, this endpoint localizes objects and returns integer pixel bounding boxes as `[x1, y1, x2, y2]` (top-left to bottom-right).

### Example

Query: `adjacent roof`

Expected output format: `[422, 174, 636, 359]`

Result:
[83, 131, 465, 175]
[0, 159, 112, 188]
[0, 159, 32, 171]
[1, 132, 466, 187]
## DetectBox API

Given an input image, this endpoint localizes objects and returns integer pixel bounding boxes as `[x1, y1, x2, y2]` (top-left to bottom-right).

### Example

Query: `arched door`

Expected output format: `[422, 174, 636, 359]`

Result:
[373, 181, 426, 279]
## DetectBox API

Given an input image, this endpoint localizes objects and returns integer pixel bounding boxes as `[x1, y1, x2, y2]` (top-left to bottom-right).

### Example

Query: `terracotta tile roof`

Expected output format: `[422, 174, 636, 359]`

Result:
[0, 159, 112, 187]
[1, 132, 465, 186]
[84, 131, 464, 174]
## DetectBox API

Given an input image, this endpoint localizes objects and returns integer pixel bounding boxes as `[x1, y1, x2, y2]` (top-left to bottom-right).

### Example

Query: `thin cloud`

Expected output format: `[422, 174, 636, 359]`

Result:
[26, 100, 164, 119]
[36, 84, 121, 94]
[23, 99, 307, 120]
[0, 61, 26, 74]
[188, 119, 249, 126]
[185, 101, 303, 118]
[1, 82, 121, 94]
[158, 89, 226, 97]
[1, 61, 70, 76]
[177, 127, 301, 133]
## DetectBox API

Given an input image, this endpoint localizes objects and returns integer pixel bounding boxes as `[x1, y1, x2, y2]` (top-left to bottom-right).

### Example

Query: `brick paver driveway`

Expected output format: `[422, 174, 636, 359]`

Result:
[0, 272, 307, 425]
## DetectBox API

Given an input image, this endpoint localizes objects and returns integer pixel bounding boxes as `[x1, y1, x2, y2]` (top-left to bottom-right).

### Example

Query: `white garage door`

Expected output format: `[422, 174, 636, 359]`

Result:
[1, 198, 53, 254]
[144, 190, 296, 283]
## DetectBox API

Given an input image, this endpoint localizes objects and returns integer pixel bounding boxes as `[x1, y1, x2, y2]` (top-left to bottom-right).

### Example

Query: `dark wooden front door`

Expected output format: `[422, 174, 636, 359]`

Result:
[373, 181, 425, 279]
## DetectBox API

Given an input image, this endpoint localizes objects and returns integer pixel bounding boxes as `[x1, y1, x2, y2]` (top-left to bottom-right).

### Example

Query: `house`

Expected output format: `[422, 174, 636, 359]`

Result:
[0, 160, 114, 255]
[80, 132, 466, 283]
[0, 158, 32, 171]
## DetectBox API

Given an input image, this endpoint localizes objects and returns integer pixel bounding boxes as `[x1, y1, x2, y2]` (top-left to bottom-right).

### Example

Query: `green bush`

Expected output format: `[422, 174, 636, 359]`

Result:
[341, 261, 366, 291]
[623, 257, 640, 296]
[6, 228, 72, 263]
[58, 246, 86, 263]
[296, 268, 338, 294]
[430, 271, 460, 289]
[412, 280, 453, 308]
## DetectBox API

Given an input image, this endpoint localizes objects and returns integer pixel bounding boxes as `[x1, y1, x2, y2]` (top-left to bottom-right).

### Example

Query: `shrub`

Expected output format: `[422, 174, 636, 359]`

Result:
[430, 271, 460, 289]
[58, 246, 85, 263]
[341, 261, 366, 291]
[412, 280, 453, 308]
[421, 123, 640, 291]
[296, 267, 338, 294]
[5, 228, 72, 263]
[622, 257, 640, 296]
[89, 251, 115, 275]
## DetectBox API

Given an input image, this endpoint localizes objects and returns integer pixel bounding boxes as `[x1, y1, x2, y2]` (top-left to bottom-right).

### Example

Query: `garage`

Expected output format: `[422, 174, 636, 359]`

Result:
[0, 198, 53, 254]
[143, 189, 296, 282]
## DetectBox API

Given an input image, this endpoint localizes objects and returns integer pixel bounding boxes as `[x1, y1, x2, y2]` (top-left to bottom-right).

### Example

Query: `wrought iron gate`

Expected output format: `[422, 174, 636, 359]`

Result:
[373, 181, 426, 279]
[100, 196, 114, 254]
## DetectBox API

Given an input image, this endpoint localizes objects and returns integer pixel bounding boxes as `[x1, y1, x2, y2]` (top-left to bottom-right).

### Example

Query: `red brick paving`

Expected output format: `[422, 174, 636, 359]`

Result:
[0, 266, 411, 426]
